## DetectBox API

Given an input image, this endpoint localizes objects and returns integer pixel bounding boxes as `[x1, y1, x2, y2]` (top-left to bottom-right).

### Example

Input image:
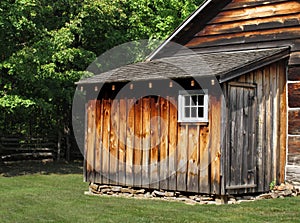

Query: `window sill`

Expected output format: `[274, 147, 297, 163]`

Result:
[178, 121, 209, 126]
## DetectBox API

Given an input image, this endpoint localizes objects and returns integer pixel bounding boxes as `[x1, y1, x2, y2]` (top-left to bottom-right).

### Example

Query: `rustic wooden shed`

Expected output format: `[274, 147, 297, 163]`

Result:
[77, 0, 300, 195]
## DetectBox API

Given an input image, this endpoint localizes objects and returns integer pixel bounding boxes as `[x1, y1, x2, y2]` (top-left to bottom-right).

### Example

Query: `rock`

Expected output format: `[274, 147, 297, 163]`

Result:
[112, 186, 122, 192]
[242, 196, 254, 200]
[144, 192, 152, 198]
[189, 196, 197, 200]
[152, 190, 165, 197]
[135, 189, 145, 194]
[271, 193, 279, 199]
[257, 193, 272, 199]
[90, 183, 99, 191]
[284, 189, 293, 196]
[201, 196, 214, 201]
[101, 188, 112, 194]
[184, 199, 197, 205]
[165, 192, 175, 197]
[121, 188, 134, 194]
[99, 185, 111, 190]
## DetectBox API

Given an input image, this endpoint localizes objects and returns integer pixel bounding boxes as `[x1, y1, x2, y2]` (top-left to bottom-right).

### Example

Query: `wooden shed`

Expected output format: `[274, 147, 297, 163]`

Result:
[77, 0, 300, 195]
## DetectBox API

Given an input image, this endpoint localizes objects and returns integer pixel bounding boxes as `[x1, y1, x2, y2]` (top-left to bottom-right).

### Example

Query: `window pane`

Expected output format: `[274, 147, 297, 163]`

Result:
[185, 107, 190, 117]
[198, 107, 204, 118]
[184, 96, 190, 106]
[198, 95, 204, 106]
[191, 107, 197, 117]
[191, 95, 197, 106]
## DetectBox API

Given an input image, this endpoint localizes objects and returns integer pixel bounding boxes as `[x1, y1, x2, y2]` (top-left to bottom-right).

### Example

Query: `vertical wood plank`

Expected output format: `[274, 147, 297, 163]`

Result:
[102, 99, 111, 184]
[94, 100, 103, 183]
[199, 125, 210, 193]
[229, 86, 237, 187]
[150, 97, 159, 189]
[187, 125, 199, 193]
[134, 99, 143, 187]
[126, 99, 135, 186]
[255, 69, 265, 192]
[242, 86, 249, 192]
[271, 63, 279, 182]
[142, 98, 151, 187]
[264, 66, 272, 190]
[279, 62, 287, 183]
[86, 100, 96, 182]
[159, 97, 169, 190]
[118, 98, 127, 185]
[168, 97, 178, 191]
[110, 99, 119, 184]
[177, 124, 188, 192]
[210, 95, 221, 194]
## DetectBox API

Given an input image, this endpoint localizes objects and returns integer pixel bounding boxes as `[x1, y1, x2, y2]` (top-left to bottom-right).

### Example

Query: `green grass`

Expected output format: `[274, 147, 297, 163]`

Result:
[0, 162, 299, 223]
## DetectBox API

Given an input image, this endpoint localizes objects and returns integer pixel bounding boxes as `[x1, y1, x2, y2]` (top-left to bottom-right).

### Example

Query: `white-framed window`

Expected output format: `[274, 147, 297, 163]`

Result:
[178, 90, 208, 122]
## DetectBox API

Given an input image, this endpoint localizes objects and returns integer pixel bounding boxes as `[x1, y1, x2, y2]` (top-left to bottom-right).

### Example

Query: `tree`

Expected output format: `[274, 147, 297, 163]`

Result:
[0, 0, 204, 139]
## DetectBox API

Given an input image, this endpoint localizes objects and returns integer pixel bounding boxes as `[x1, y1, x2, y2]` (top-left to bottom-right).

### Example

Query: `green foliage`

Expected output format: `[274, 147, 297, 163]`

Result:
[0, 0, 204, 137]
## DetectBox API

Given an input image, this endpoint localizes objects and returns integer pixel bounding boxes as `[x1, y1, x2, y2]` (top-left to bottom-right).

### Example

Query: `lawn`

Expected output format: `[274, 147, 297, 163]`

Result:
[0, 161, 299, 223]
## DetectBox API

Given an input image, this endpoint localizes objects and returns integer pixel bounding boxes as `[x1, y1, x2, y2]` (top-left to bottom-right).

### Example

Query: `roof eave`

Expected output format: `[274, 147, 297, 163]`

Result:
[218, 47, 291, 83]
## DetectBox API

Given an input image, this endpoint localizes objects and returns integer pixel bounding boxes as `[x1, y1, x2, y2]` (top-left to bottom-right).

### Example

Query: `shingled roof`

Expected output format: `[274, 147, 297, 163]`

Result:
[77, 47, 289, 85]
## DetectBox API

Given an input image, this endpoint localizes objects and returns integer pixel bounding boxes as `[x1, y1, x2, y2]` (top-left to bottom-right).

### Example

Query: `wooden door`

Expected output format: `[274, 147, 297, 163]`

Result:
[225, 82, 257, 192]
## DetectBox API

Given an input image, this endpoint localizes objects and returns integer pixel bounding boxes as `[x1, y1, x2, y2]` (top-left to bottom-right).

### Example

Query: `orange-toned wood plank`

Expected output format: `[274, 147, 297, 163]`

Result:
[142, 98, 151, 187]
[86, 100, 96, 182]
[150, 97, 159, 189]
[210, 96, 221, 194]
[159, 97, 169, 190]
[109, 99, 119, 184]
[199, 126, 210, 194]
[279, 62, 287, 183]
[102, 99, 111, 184]
[187, 126, 199, 193]
[134, 99, 143, 187]
[94, 100, 103, 183]
[118, 98, 127, 185]
[177, 124, 188, 192]
[168, 97, 178, 191]
[125, 99, 135, 186]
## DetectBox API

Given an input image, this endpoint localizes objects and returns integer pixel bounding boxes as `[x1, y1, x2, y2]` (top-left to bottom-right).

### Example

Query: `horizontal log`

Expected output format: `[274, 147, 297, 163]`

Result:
[288, 136, 300, 153]
[288, 110, 300, 134]
[288, 154, 300, 166]
[288, 83, 300, 108]
[289, 52, 300, 66]
[187, 27, 300, 48]
[197, 14, 300, 37]
[288, 66, 300, 81]
[211, 2, 300, 24]
[287, 137, 300, 165]
[223, 0, 290, 10]
[286, 165, 300, 184]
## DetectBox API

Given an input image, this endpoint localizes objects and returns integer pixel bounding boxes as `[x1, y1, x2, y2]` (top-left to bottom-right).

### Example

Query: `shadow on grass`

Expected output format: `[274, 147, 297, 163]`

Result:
[0, 160, 83, 177]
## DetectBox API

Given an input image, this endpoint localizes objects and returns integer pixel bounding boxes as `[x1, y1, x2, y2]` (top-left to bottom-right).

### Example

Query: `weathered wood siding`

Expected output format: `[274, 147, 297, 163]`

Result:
[84, 91, 222, 194]
[223, 61, 287, 194]
[184, 0, 298, 184]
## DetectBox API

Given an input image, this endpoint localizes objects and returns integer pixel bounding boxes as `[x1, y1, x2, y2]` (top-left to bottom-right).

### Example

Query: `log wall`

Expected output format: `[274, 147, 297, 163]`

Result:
[184, 0, 300, 184]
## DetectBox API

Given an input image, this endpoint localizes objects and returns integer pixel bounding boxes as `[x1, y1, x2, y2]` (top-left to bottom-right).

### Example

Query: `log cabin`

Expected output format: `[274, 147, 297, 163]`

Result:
[76, 0, 300, 195]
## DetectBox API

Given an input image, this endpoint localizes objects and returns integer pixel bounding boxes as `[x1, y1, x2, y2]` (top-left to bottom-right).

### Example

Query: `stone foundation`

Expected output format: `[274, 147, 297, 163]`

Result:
[85, 182, 299, 205]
